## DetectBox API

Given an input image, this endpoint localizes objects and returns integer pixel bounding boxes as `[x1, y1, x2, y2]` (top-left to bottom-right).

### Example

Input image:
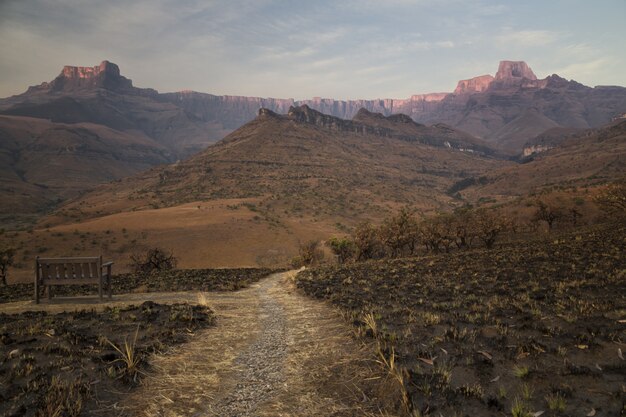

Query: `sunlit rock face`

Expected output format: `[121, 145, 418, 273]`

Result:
[495, 60, 537, 80]
[454, 75, 495, 94]
[49, 60, 134, 92]
[490, 60, 539, 89]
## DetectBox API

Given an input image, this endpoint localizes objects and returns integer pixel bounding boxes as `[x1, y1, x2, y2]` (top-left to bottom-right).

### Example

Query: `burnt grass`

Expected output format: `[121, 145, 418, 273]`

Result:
[0, 267, 276, 416]
[297, 224, 626, 416]
[0, 302, 214, 417]
[0, 267, 277, 303]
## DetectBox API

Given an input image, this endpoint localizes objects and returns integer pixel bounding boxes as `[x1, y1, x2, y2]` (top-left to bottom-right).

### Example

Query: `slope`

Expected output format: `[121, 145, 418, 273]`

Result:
[460, 120, 626, 201]
[51, 105, 509, 226]
[0, 61, 223, 158]
[0, 115, 171, 226]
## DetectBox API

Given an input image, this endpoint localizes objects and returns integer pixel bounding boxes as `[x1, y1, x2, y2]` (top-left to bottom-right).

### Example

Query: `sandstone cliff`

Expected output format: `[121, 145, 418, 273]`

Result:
[2, 60, 626, 154]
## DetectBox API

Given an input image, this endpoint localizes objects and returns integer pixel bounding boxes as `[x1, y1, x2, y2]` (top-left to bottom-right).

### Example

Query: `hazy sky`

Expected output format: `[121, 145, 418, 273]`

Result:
[1, 0, 624, 99]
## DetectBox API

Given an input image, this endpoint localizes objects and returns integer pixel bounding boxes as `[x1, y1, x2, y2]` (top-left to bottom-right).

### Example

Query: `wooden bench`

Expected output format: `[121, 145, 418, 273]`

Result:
[35, 256, 113, 304]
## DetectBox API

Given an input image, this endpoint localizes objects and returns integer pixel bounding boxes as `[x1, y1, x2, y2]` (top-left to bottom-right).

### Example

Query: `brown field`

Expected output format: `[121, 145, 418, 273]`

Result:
[3, 199, 340, 284]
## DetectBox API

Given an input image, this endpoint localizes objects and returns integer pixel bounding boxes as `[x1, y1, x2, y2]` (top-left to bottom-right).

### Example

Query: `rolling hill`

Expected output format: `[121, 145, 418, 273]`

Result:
[0, 115, 171, 226]
[50, 105, 508, 225]
[459, 119, 626, 200]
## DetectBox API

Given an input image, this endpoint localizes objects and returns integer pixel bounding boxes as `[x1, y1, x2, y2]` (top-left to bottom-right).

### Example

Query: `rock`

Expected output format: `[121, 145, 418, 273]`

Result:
[495, 60, 537, 81]
[454, 75, 494, 94]
[8, 348, 19, 358]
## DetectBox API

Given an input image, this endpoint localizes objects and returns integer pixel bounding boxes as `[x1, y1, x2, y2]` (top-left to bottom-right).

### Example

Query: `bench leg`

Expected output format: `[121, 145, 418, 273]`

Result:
[48, 285, 52, 300]
[108, 275, 112, 299]
[34, 278, 39, 304]
[99, 276, 103, 301]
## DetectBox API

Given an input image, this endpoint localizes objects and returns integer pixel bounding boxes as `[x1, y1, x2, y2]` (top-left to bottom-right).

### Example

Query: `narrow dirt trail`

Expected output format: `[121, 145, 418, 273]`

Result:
[118, 271, 393, 417]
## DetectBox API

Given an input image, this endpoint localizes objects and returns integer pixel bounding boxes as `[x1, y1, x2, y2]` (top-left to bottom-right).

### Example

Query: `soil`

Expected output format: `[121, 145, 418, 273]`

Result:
[296, 224, 626, 416]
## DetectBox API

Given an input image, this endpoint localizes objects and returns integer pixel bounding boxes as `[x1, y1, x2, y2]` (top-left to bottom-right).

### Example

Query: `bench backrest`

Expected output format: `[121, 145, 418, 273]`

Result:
[37, 257, 102, 281]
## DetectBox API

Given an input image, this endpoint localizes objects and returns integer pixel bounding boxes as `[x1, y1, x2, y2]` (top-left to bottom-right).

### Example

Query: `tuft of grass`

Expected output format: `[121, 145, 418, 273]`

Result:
[376, 345, 412, 415]
[511, 397, 532, 417]
[545, 392, 567, 412]
[521, 383, 534, 400]
[362, 312, 378, 338]
[39, 375, 86, 417]
[513, 365, 530, 378]
[197, 292, 210, 307]
[106, 325, 142, 382]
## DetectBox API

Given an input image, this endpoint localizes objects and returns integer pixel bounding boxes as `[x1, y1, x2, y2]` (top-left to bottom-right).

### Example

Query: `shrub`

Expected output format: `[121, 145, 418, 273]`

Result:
[594, 179, 626, 217]
[0, 247, 15, 286]
[378, 208, 420, 258]
[129, 248, 177, 274]
[353, 222, 384, 261]
[297, 240, 324, 266]
[326, 237, 356, 264]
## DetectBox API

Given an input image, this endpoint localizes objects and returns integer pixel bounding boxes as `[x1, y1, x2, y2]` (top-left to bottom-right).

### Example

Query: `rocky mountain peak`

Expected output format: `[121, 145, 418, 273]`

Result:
[454, 75, 495, 94]
[258, 108, 280, 118]
[353, 108, 386, 121]
[495, 60, 537, 81]
[61, 60, 121, 79]
[43, 60, 134, 93]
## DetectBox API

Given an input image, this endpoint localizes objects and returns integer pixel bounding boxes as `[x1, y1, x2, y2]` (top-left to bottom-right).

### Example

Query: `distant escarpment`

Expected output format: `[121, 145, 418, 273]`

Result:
[157, 60, 626, 152]
[2, 60, 625, 157]
[258, 105, 500, 157]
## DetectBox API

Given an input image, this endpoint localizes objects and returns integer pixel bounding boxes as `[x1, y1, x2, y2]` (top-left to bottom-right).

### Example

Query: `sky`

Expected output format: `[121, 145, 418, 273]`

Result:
[0, 0, 625, 100]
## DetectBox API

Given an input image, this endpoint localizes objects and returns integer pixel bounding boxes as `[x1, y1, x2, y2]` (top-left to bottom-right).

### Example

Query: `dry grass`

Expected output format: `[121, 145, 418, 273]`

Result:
[117, 272, 397, 416]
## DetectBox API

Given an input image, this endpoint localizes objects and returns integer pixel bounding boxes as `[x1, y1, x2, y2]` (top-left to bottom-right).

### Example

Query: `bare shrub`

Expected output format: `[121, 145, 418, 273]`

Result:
[0, 247, 15, 286]
[378, 208, 420, 258]
[129, 248, 177, 274]
[532, 200, 564, 230]
[326, 237, 356, 264]
[474, 209, 510, 249]
[297, 240, 324, 267]
[594, 179, 626, 218]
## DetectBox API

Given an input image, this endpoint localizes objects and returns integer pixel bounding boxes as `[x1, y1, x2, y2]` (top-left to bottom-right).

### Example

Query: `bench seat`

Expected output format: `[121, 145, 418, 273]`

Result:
[35, 256, 113, 303]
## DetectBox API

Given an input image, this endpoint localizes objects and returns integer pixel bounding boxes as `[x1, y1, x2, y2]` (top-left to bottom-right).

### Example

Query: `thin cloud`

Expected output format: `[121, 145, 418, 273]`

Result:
[496, 29, 564, 47]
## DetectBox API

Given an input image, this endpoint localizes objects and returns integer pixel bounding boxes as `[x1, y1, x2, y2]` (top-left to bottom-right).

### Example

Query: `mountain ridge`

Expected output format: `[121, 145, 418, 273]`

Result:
[3, 60, 625, 154]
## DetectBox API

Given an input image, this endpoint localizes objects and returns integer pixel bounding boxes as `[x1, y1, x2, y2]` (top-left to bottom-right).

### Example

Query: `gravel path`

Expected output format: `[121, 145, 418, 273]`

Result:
[206, 277, 288, 416]
[106, 271, 394, 416]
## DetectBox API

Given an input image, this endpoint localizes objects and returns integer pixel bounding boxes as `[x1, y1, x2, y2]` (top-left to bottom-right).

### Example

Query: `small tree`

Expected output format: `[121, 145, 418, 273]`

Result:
[532, 200, 564, 230]
[378, 208, 420, 257]
[594, 179, 626, 217]
[297, 240, 324, 266]
[419, 214, 454, 253]
[130, 248, 177, 274]
[451, 207, 477, 249]
[474, 209, 509, 249]
[353, 221, 383, 261]
[326, 237, 355, 264]
[0, 247, 15, 286]
[568, 207, 582, 226]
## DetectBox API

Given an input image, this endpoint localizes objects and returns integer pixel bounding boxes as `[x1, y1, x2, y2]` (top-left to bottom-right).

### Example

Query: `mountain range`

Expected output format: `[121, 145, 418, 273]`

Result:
[2, 60, 625, 155]
[8, 103, 623, 275]
[50, 104, 508, 225]
[0, 59, 625, 227]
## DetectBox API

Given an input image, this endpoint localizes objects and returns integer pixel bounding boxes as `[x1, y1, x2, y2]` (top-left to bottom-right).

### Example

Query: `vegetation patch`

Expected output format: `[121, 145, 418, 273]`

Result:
[0, 302, 214, 416]
[296, 223, 626, 416]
